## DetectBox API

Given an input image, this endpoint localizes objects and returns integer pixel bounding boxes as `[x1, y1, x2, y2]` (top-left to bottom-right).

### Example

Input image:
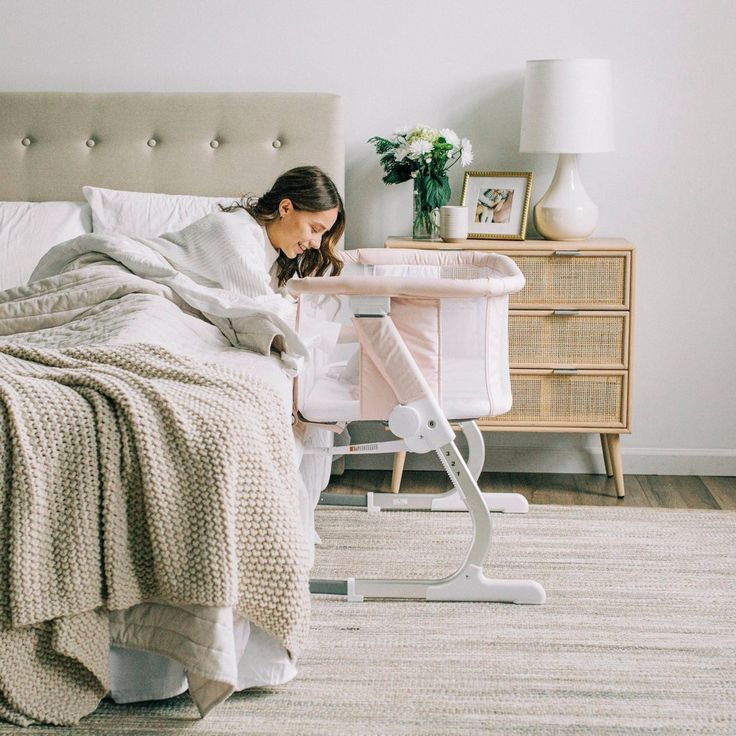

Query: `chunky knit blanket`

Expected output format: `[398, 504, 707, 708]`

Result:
[0, 342, 310, 726]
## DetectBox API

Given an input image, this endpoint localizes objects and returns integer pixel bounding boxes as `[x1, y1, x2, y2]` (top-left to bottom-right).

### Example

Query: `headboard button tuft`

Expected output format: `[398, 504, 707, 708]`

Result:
[272, 139, 282, 149]
[210, 139, 220, 149]
[147, 138, 157, 147]
[21, 137, 31, 147]
[86, 138, 96, 148]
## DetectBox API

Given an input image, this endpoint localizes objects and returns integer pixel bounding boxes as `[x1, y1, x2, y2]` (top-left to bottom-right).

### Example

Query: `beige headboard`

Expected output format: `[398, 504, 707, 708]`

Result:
[0, 92, 344, 202]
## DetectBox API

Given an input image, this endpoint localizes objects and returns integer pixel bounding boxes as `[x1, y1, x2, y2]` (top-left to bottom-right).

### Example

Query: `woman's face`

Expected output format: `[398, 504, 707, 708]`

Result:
[266, 198, 339, 260]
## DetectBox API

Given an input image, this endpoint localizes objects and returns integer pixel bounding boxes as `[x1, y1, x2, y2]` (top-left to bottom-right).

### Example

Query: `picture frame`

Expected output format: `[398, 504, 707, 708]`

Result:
[460, 171, 533, 240]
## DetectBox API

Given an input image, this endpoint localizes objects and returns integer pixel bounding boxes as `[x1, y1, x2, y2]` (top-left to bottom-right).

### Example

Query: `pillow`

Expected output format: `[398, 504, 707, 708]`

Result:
[83, 186, 238, 237]
[0, 201, 92, 291]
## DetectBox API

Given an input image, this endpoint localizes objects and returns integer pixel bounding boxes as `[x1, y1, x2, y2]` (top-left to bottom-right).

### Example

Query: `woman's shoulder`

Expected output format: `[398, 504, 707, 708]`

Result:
[202, 208, 264, 239]
[212, 206, 259, 226]
[221, 206, 258, 222]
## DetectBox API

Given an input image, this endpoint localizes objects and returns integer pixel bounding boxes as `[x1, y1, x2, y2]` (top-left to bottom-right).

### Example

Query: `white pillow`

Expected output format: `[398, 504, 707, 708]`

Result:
[0, 201, 92, 291]
[83, 186, 239, 237]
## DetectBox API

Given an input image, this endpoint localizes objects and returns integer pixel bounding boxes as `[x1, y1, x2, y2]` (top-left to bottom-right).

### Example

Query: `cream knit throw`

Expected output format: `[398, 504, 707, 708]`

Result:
[0, 343, 310, 726]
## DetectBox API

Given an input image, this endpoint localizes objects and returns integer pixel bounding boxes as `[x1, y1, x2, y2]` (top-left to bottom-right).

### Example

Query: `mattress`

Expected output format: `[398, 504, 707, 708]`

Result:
[301, 368, 361, 423]
[300, 358, 493, 423]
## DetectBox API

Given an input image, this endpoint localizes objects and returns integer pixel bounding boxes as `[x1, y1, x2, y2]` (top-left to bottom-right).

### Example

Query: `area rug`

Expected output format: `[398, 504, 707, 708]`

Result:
[1, 505, 734, 735]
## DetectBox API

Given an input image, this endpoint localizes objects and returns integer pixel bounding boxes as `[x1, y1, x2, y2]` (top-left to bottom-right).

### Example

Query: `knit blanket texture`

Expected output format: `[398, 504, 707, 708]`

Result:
[0, 342, 310, 726]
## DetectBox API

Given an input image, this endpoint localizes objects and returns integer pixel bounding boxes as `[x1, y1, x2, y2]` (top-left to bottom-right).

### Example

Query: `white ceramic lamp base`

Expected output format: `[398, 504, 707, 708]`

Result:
[534, 153, 598, 241]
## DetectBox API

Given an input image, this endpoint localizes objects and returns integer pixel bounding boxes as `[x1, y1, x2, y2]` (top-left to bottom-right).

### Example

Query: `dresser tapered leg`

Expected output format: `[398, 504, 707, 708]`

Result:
[391, 451, 406, 494]
[606, 434, 625, 498]
[601, 433, 613, 477]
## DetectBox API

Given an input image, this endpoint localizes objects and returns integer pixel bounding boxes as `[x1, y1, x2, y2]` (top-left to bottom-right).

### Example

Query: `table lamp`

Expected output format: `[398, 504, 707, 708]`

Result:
[520, 58, 614, 240]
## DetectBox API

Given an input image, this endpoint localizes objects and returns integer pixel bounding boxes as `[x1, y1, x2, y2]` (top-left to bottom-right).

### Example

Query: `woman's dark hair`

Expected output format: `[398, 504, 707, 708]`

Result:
[221, 166, 345, 286]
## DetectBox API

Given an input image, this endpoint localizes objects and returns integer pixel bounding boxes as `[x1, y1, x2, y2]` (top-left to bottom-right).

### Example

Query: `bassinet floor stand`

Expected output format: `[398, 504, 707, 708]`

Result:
[318, 420, 528, 514]
[304, 312, 545, 605]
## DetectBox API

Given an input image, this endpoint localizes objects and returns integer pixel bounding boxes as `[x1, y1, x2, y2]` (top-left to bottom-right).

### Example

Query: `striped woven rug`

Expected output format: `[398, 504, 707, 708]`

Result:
[2, 504, 734, 735]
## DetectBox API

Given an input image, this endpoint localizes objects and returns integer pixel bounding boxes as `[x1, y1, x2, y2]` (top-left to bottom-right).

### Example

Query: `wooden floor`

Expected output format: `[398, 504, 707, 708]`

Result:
[326, 470, 736, 510]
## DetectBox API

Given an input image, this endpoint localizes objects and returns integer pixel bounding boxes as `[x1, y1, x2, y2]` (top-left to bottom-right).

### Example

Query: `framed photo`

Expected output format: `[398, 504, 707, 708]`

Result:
[460, 171, 533, 240]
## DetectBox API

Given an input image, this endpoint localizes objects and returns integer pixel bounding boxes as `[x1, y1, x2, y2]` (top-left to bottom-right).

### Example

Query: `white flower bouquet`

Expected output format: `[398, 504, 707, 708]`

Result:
[369, 125, 473, 238]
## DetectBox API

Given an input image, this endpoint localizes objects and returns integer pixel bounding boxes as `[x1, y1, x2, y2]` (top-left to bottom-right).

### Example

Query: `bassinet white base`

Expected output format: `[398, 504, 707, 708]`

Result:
[315, 421, 529, 514]
[310, 437, 544, 604]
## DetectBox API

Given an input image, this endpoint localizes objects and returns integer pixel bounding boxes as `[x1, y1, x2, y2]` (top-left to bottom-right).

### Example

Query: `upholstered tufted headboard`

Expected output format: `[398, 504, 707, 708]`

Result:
[0, 92, 344, 202]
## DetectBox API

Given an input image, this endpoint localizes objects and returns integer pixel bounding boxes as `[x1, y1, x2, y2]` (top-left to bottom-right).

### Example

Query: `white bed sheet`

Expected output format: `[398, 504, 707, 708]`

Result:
[108, 608, 299, 705]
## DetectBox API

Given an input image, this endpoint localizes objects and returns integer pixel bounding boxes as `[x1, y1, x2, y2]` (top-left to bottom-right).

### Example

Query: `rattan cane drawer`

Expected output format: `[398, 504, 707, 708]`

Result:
[505, 251, 630, 309]
[480, 371, 628, 428]
[509, 310, 629, 369]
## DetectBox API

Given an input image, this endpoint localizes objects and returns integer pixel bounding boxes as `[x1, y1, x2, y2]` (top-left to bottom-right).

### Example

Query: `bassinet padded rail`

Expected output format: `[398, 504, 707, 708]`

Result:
[288, 249, 545, 604]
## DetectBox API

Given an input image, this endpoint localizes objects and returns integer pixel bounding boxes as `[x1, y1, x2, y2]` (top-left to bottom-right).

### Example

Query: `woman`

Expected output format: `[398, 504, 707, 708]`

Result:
[221, 166, 345, 290]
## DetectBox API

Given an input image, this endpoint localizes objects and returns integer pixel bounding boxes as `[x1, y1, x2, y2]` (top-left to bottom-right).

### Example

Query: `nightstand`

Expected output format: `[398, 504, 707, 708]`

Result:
[384, 236, 635, 498]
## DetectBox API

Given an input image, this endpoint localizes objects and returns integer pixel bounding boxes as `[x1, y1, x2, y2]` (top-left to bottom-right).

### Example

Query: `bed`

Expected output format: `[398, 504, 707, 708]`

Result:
[0, 92, 344, 726]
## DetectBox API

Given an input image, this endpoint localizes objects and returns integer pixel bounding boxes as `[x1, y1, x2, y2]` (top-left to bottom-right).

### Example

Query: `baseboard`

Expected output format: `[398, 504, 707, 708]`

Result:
[344, 446, 736, 476]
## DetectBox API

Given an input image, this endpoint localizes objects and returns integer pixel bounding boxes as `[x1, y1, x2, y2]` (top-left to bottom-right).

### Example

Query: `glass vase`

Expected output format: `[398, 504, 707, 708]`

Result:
[412, 177, 440, 240]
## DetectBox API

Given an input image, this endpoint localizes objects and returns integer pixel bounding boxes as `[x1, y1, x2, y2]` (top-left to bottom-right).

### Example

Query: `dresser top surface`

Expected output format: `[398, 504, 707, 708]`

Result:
[384, 236, 634, 252]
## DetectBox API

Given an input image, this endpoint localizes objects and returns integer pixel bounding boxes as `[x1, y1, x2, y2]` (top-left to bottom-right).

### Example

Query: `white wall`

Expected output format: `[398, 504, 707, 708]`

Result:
[2, 0, 734, 474]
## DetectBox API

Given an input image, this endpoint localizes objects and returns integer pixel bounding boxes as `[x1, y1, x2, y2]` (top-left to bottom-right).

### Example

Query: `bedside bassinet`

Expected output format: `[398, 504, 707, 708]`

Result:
[288, 248, 545, 605]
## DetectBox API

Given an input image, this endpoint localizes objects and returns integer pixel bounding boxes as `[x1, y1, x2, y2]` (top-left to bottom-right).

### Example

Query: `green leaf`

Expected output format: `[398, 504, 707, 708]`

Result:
[433, 140, 452, 156]
[368, 136, 397, 155]
[423, 173, 451, 209]
[384, 165, 411, 185]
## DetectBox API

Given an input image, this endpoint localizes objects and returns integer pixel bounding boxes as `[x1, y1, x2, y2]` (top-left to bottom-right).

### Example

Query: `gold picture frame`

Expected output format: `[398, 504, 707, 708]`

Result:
[460, 170, 533, 240]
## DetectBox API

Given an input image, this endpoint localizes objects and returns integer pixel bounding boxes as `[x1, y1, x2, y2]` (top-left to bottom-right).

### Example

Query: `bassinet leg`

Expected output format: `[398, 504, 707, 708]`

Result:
[430, 422, 528, 514]
[311, 440, 545, 604]
[329, 422, 528, 514]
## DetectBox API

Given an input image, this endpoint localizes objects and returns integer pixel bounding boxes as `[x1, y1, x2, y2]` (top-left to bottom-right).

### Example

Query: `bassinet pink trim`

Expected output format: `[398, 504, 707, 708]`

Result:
[287, 249, 525, 298]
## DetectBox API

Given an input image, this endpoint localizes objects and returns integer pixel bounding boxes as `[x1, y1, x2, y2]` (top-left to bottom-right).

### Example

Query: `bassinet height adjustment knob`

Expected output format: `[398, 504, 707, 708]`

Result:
[388, 405, 421, 439]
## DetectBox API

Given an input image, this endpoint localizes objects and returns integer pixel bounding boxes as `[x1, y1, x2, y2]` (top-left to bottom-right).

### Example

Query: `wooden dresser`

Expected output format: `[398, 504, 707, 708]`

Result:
[384, 237, 635, 497]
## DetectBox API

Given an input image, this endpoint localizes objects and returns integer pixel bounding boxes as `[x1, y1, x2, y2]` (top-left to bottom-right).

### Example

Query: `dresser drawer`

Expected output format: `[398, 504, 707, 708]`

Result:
[480, 370, 628, 428]
[504, 251, 630, 309]
[509, 310, 629, 369]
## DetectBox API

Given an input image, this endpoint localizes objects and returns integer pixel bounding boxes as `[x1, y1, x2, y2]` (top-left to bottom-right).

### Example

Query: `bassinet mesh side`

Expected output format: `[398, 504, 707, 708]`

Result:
[439, 296, 493, 419]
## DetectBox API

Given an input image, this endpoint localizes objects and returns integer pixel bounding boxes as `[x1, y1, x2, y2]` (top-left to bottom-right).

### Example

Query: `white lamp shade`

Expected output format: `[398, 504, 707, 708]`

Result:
[520, 59, 615, 153]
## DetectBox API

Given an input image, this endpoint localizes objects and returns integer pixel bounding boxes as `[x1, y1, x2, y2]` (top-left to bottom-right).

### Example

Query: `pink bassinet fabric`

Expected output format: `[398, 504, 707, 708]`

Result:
[354, 298, 440, 420]
[290, 248, 525, 424]
[352, 315, 438, 419]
